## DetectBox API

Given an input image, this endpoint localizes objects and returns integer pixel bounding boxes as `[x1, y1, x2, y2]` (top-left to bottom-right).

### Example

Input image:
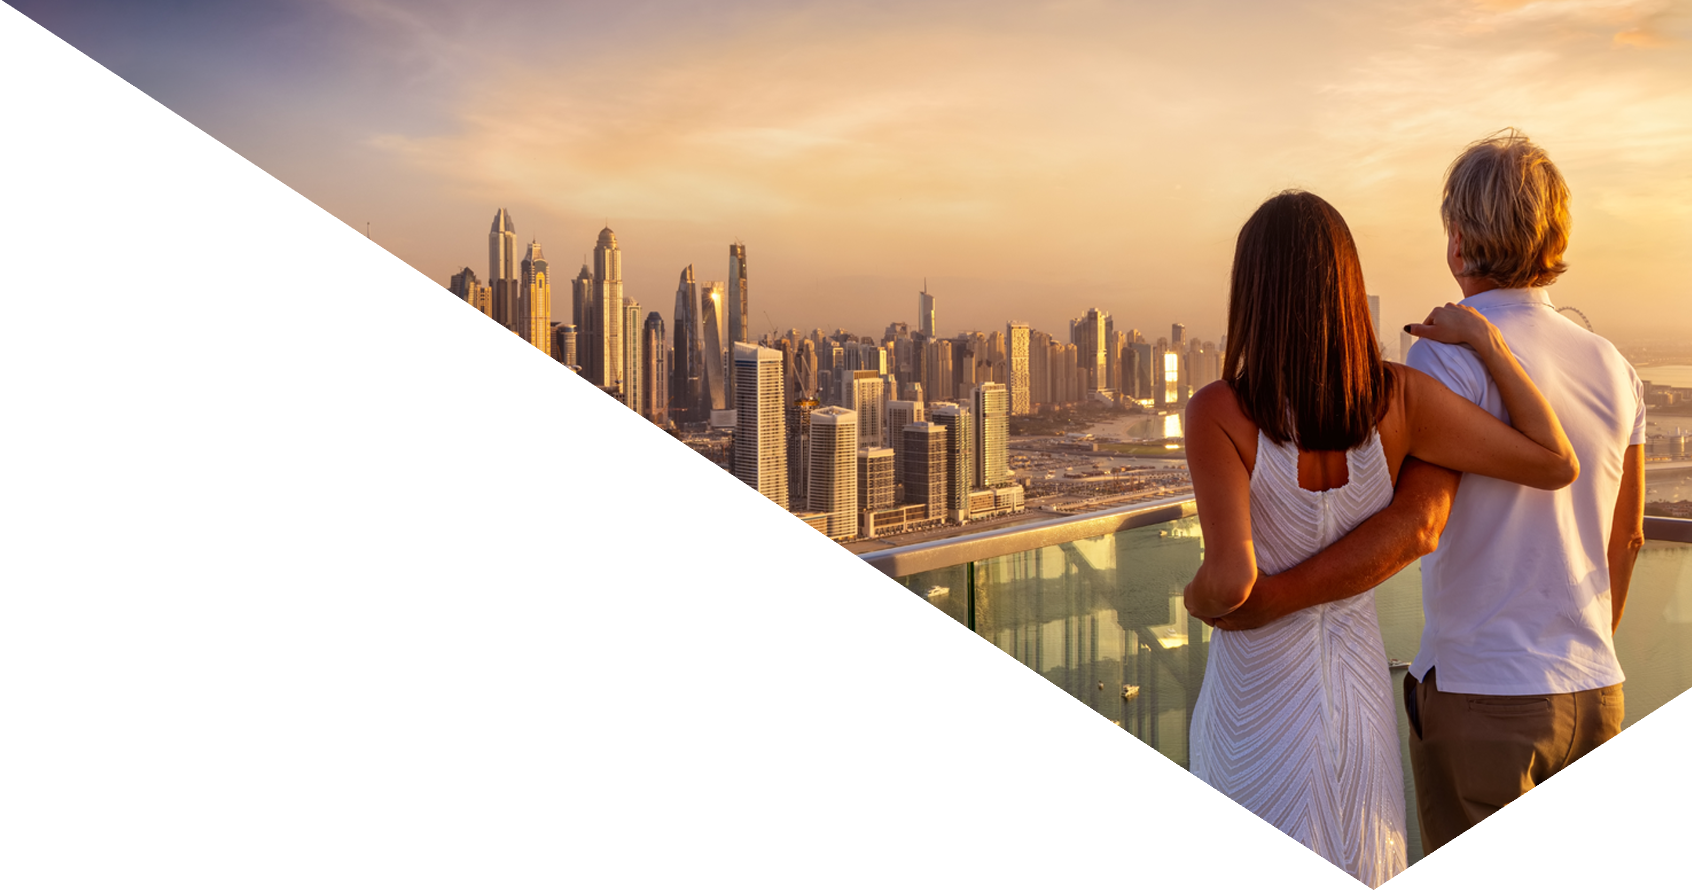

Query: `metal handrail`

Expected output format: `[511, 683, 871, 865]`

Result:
[1646, 516, 1692, 544]
[178, 491, 1197, 731]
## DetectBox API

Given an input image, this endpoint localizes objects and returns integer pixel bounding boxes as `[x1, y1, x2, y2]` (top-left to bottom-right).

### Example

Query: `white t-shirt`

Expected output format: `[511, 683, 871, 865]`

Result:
[1405, 287, 1646, 696]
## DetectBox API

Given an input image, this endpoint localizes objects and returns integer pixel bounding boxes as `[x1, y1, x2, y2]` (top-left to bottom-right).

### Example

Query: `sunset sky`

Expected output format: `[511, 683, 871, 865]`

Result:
[16, 0, 1692, 344]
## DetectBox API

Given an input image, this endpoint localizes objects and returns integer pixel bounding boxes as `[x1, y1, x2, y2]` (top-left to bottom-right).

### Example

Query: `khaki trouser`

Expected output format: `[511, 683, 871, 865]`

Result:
[1404, 667, 1624, 853]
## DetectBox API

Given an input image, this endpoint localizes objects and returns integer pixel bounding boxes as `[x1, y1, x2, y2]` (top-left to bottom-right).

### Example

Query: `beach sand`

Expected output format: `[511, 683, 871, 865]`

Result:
[185, 660, 913, 880]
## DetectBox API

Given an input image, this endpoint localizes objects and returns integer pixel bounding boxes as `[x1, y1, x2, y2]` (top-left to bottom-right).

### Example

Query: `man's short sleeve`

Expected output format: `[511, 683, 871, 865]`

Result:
[1405, 337, 1486, 405]
[1629, 366, 1647, 446]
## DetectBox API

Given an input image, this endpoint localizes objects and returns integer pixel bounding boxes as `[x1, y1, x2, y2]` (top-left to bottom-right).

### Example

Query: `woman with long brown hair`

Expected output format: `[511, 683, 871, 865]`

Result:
[1181, 190, 1577, 887]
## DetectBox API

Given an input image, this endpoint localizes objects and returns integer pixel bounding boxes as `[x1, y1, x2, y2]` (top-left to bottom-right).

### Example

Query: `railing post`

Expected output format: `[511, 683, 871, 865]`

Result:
[967, 562, 981, 887]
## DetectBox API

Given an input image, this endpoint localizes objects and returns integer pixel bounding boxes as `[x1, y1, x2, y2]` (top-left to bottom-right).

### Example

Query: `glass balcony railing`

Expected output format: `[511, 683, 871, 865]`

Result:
[175, 497, 1692, 887]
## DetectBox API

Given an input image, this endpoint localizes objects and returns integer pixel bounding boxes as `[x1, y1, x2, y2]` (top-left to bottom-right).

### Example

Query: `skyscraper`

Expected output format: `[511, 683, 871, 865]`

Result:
[1073, 308, 1110, 394]
[858, 448, 895, 511]
[571, 386, 626, 555]
[1171, 323, 1186, 348]
[929, 402, 973, 524]
[808, 406, 858, 539]
[726, 242, 749, 409]
[639, 430, 686, 541]
[197, 380, 228, 440]
[1006, 322, 1031, 415]
[849, 370, 886, 450]
[417, 325, 446, 436]
[699, 281, 727, 417]
[732, 343, 788, 509]
[1367, 294, 1383, 356]
[918, 284, 936, 339]
[591, 227, 624, 393]
[884, 399, 924, 484]
[489, 208, 518, 334]
[973, 382, 1010, 488]
[672, 265, 702, 422]
[642, 312, 668, 426]
[623, 301, 642, 413]
[443, 265, 483, 433]
[520, 240, 550, 353]
[355, 228, 385, 428]
[902, 421, 947, 521]
[554, 323, 578, 368]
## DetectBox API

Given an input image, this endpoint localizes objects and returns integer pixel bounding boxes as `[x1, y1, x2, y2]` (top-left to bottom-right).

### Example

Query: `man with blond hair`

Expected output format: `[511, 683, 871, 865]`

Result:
[1200, 130, 1647, 853]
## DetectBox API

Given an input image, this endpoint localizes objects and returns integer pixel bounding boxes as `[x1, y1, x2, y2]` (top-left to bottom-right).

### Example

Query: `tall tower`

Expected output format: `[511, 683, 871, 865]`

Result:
[699, 281, 728, 417]
[884, 399, 924, 485]
[808, 406, 858, 540]
[849, 370, 886, 450]
[575, 386, 629, 555]
[592, 227, 624, 393]
[488, 209, 519, 333]
[1171, 323, 1186, 348]
[520, 240, 550, 353]
[726, 242, 749, 409]
[1073, 308, 1110, 394]
[902, 421, 947, 521]
[929, 402, 973, 524]
[858, 449, 895, 511]
[672, 265, 701, 422]
[642, 312, 668, 426]
[443, 267, 483, 433]
[918, 283, 936, 339]
[1367, 294, 1383, 355]
[1006, 322, 1031, 415]
[623, 301, 642, 413]
[732, 344, 788, 509]
[973, 383, 1010, 488]
[355, 231, 385, 431]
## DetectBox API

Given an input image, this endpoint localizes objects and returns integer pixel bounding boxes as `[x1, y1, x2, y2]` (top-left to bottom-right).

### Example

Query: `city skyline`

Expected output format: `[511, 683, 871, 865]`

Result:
[11, 0, 1690, 343]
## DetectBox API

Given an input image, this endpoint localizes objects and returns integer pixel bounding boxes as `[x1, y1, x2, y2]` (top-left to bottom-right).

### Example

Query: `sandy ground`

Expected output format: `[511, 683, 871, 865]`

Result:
[181, 656, 913, 887]
[177, 467, 565, 501]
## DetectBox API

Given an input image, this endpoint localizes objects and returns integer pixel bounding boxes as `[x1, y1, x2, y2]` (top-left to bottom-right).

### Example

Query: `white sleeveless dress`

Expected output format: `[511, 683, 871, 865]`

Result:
[1188, 430, 1408, 888]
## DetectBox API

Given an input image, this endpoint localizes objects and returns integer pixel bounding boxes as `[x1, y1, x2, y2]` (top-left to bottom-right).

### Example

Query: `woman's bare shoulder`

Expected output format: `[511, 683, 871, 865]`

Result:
[1187, 381, 1258, 464]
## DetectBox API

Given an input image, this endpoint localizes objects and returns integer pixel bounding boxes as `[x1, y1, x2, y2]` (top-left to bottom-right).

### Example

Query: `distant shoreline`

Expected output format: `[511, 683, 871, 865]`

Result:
[175, 467, 565, 501]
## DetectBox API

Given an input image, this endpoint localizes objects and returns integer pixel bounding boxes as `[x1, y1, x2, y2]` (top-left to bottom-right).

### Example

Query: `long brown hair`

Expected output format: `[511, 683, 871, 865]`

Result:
[1223, 190, 1393, 451]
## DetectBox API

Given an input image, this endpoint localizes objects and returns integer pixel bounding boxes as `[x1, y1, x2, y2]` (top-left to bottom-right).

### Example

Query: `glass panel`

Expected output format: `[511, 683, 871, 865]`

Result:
[172, 684, 399, 887]
[1613, 539, 1692, 730]
[409, 568, 974, 887]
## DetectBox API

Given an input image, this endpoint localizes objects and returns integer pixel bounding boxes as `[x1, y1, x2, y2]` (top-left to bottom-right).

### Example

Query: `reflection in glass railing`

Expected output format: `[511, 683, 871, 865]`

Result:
[402, 568, 974, 887]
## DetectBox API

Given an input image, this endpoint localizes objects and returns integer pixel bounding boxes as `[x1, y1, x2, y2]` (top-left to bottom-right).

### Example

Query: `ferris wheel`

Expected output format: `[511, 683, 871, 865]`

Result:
[1556, 306, 1593, 331]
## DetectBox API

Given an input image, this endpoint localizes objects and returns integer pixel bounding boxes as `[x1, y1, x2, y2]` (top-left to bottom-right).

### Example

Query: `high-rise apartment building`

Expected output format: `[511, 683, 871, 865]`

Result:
[1171, 323, 1187, 349]
[699, 281, 727, 415]
[973, 382, 1010, 488]
[197, 380, 228, 440]
[929, 402, 973, 523]
[417, 326, 450, 440]
[1367, 294, 1384, 357]
[1073, 309, 1110, 394]
[591, 227, 625, 394]
[733, 343, 788, 510]
[1400, 328, 1414, 367]
[623, 302, 642, 413]
[355, 231, 385, 431]
[902, 421, 947, 521]
[571, 386, 626, 555]
[333, 352, 357, 401]
[918, 285, 936, 339]
[786, 398, 818, 506]
[489, 208, 519, 334]
[884, 399, 924, 484]
[520, 240, 551, 353]
[439, 269, 487, 436]
[858, 448, 895, 511]
[808, 407, 858, 540]
[642, 312, 668, 426]
[379, 330, 417, 436]
[553, 323, 578, 368]
[639, 430, 686, 541]
[850, 370, 886, 450]
[571, 263, 594, 375]
[672, 265, 702, 422]
[726, 243, 749, 409]
[1006, 322, 1031, 415]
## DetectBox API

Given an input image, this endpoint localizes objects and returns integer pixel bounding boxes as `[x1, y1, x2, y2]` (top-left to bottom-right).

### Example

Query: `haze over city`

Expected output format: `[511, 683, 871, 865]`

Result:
[15, 0, 1692, 341]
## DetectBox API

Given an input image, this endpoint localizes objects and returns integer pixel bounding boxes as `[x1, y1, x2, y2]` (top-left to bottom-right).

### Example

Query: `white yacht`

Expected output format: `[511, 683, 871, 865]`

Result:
[328, 518, 470, 558]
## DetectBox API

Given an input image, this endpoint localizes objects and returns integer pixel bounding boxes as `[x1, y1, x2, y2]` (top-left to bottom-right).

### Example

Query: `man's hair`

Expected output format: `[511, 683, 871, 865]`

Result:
[1441, 129, 1571, 289]
[1223, 190, 1393, 452]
